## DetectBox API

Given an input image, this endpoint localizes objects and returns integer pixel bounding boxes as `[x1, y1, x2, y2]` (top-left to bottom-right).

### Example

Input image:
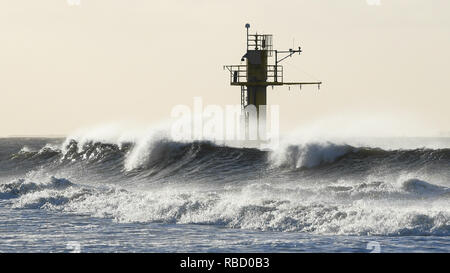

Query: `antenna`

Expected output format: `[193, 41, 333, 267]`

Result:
[245, 23, 250, 50]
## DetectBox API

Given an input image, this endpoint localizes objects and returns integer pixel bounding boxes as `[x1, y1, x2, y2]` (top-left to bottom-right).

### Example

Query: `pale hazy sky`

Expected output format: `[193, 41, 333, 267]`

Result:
[1, 0, 449, 137]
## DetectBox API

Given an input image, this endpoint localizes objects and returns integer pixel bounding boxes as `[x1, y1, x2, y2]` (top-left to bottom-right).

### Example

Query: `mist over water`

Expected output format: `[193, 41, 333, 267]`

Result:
[0, 122, 449, 252]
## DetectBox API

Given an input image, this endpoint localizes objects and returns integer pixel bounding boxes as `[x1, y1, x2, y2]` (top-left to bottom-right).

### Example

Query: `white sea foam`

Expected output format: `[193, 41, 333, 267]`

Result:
[3, 174, 448, 236]
[19, 146, 33, 153]
[269, 141, 352, 169]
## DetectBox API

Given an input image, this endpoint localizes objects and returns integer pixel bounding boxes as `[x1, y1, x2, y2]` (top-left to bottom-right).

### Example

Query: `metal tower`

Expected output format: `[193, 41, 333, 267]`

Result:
[224, 23, 321, 143]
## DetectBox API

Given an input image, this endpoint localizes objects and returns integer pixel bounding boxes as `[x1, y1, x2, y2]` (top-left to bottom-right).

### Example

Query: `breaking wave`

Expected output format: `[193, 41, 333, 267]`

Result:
[5, 136, 450, 176]
[269, 142, 353, 168]
[0, 133, 449, 236]
[1, 174, 448, 236]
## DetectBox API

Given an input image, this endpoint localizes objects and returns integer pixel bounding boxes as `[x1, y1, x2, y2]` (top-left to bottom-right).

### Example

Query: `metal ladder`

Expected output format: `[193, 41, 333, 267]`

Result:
[240, 85, 248, 110]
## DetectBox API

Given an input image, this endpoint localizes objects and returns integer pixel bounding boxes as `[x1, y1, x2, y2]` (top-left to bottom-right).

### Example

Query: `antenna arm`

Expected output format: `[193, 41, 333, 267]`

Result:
[275, 47, 302, 64]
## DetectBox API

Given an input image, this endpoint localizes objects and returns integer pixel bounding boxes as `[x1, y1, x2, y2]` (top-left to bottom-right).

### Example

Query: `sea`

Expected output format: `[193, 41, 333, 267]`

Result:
[0, 134, 449, 253]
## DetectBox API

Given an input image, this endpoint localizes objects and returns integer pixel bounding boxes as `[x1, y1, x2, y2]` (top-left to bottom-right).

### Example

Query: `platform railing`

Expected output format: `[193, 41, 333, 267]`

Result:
[224, 65, 283, 85]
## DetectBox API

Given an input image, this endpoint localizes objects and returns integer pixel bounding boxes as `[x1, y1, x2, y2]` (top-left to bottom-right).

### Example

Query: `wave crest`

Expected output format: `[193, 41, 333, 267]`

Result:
[401, 179, 450, 195]
[0, 176, 73, 199]
[269, 142, 352, 169]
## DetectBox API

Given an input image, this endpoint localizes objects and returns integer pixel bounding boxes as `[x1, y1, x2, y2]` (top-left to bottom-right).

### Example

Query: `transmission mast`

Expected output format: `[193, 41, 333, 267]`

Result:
[224, 23, 322, 143]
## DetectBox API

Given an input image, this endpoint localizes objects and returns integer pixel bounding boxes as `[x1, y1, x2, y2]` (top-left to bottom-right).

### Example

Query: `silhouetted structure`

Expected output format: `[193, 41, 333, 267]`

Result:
[224, 23, 321, 142]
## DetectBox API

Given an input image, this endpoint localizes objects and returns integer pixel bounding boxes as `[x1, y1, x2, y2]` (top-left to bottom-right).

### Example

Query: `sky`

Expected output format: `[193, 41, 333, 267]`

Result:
[1, 0, 449, 137]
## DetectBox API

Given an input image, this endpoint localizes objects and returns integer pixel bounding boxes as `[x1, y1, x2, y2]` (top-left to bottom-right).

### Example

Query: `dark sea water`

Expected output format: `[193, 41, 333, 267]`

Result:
[0, 136, 449, 252]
